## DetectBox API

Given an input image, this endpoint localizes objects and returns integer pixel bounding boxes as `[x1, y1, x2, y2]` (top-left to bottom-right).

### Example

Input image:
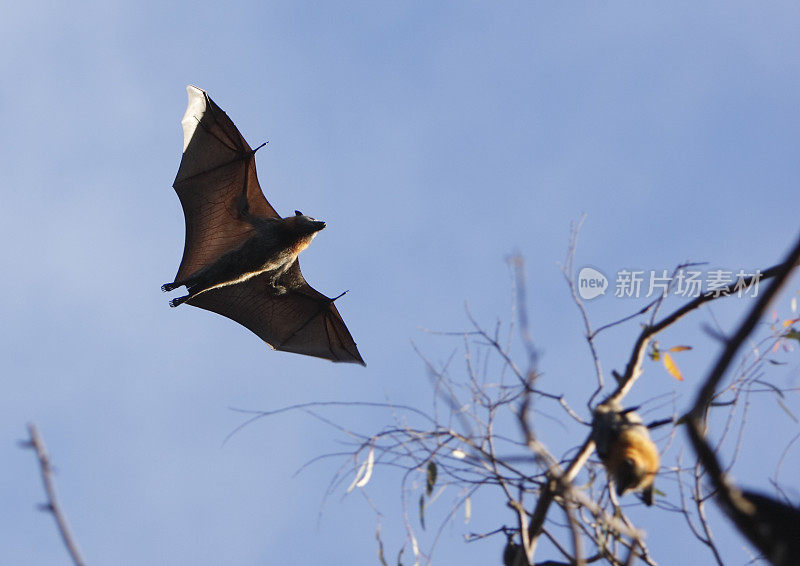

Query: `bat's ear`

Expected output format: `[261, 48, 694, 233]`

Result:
[295, 210, 303, 216]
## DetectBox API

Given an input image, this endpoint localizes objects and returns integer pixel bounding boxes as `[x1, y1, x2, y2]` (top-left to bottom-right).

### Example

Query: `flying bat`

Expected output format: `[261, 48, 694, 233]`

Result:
[162, 85, 364, 365]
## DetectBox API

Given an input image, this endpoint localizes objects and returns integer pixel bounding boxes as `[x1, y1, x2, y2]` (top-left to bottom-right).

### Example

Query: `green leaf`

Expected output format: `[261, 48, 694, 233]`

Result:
[419, 494, 426, 530]
[784, 328, 800, 343]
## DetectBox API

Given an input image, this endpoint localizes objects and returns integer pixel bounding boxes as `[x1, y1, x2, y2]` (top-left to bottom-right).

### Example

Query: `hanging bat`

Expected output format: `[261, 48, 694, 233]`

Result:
[592, 403, 659, 505]
[162, 85, 364, 365]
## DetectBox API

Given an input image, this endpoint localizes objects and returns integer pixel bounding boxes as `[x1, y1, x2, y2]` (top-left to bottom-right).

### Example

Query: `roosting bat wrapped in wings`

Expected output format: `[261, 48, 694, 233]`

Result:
[162, 85, 364, 365]
[592, 403, 659, 505]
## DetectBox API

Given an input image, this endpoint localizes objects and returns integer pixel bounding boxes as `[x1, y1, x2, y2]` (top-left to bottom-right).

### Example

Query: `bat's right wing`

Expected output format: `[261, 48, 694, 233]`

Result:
[172, 85, 279, 282]
[187, 261, 365, 365]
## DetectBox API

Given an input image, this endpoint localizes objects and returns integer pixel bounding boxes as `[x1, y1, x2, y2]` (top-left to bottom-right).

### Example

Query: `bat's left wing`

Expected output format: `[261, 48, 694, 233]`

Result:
[172, 85, 278, 282]
[187, 260, 365, 365]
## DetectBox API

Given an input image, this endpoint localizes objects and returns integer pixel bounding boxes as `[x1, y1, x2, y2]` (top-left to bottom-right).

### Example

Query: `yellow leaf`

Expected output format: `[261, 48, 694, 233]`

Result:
[782, 318, 800, 328]
[667, 345, 692, 353]
[663, 353, 684, 381]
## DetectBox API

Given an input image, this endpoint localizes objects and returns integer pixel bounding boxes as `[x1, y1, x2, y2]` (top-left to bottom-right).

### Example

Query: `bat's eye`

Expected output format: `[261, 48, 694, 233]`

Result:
[295, 210, 303, 216]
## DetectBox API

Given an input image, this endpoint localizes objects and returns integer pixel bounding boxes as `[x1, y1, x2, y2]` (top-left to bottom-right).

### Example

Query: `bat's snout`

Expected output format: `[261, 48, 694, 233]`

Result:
[292, 215, 326, 235]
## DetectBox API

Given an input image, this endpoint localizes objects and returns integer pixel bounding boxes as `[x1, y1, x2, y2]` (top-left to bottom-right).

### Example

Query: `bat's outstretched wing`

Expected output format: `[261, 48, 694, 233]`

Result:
[187, 260, 365, 365]
[172, 85, 278, 282]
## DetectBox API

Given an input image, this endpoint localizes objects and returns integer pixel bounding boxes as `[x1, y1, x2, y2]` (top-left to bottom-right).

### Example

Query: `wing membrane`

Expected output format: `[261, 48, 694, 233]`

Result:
[187, 263, 364, 365]
[172, 86, 278, 281]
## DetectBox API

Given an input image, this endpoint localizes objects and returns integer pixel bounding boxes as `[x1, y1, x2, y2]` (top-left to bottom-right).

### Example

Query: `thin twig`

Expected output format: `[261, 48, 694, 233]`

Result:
[558, 217, 606, 408]
[25, 423, 86, 566]
[608, 262, 787, 406]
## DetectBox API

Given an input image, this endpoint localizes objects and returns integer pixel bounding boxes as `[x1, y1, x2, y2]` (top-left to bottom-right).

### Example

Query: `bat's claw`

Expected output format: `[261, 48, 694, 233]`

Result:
[169, 296, 188, 308]
[162, 282, 176, 292]
[331, 290, 349, 302]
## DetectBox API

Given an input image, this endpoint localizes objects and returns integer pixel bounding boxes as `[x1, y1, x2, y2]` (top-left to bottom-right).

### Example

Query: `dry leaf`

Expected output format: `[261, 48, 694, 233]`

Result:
[347, 445, 375, 492]
[663, 353, 684, 381]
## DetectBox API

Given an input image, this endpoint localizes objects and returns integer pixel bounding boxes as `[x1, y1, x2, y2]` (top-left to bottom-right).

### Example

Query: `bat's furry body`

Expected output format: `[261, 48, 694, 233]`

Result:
[162, 86, 364, 364]
[592, 404, 659, 505]
[163, 214, 325, 306]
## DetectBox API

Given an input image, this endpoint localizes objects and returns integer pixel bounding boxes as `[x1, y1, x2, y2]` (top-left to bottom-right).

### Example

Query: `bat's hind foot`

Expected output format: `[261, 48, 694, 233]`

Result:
[169, 295, 190, 308]
[161, 282, 180, 292]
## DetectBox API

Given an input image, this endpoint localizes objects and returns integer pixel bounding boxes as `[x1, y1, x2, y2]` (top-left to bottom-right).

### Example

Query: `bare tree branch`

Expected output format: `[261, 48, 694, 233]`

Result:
[608, 261, 786, 406]
[233, 231, 799, 566]
[24, 422, 86, 566]
[686, 232, 800, 565]
[519, 253, 796, 564]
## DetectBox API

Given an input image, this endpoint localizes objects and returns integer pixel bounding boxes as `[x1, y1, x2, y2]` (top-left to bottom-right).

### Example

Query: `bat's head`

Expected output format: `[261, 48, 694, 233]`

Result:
[288, 210, 326, 237]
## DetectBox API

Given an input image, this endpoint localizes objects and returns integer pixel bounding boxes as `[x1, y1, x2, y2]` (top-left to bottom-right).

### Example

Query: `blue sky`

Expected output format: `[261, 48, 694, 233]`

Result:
[3, 2, 800, 564]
